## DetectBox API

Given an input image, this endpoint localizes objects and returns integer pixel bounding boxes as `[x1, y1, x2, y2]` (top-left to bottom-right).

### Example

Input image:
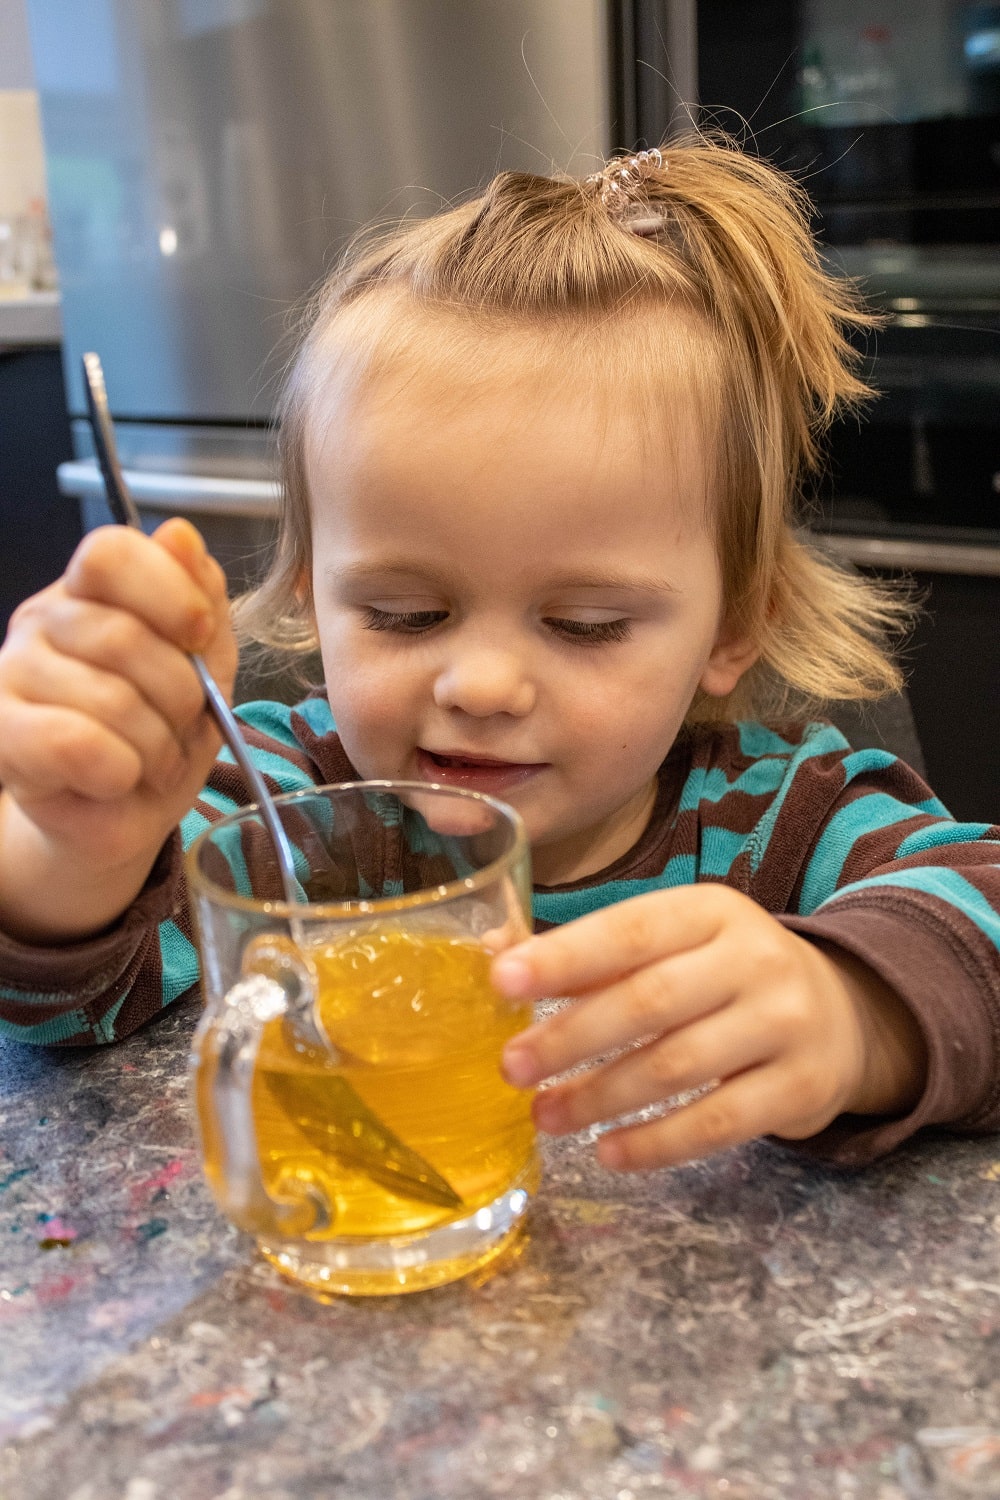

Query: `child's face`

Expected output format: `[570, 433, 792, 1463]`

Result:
[307, 330, 755, 885]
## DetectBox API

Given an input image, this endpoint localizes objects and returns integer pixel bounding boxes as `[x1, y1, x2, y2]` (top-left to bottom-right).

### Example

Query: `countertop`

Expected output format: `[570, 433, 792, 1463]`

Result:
[2, 1000, 1000, 1500]
[0, 290, 61, 348]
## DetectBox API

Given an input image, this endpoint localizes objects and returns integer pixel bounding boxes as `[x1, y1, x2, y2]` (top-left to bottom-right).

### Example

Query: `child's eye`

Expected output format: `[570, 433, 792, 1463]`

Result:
[361, 606, 448, 634]
[544, 617, 632, 645]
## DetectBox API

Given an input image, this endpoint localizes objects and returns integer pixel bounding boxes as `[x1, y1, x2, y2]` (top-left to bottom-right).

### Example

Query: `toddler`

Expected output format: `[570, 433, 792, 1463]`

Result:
[0, 137, 997, 1172]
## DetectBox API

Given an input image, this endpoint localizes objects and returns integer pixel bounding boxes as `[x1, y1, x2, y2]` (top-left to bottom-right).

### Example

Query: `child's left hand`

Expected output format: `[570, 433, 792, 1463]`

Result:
[493, 886, 928, 1169]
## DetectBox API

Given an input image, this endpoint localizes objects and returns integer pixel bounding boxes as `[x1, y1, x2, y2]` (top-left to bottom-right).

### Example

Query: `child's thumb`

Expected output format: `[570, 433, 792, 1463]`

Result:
[151, 516, 213, 588]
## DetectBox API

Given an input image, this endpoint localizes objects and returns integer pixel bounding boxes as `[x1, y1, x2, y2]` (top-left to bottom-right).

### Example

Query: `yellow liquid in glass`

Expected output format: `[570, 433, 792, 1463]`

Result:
[204, 930, 537, 1275]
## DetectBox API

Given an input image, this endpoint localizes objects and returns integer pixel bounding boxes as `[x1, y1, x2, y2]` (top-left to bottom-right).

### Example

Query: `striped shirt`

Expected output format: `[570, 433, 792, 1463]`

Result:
[1, 696, 998, 1164]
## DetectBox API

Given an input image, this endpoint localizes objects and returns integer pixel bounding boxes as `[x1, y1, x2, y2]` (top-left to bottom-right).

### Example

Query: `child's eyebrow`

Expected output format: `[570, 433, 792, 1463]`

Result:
[329, 562, 678, 597]
[543, 571, 679, 597]
[327, 561, 448, 588]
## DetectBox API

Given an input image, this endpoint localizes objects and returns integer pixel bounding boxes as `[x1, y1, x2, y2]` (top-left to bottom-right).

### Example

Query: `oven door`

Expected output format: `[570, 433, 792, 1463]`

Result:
[688, 0, 1000, 545]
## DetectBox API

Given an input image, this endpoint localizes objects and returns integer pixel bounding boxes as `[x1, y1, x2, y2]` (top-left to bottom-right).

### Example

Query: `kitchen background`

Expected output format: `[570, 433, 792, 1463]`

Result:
[1, 0, 997, 819]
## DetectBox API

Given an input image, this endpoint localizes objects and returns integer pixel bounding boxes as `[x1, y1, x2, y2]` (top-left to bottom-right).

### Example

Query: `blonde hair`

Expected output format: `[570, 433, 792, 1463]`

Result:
[236, 133, 911, 723]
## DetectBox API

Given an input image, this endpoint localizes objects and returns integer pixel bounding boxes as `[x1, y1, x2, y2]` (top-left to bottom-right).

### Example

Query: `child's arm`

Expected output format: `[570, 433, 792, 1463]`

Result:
[0, 519, 237, 944]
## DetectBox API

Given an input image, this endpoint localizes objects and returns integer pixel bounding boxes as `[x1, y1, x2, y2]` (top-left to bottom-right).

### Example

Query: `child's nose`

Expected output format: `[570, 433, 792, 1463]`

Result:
[432, 649, 536, 718]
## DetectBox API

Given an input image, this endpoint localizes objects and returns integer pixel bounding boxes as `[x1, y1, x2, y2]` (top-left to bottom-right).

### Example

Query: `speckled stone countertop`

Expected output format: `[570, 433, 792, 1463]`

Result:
[2, 1001, 1000, 1500]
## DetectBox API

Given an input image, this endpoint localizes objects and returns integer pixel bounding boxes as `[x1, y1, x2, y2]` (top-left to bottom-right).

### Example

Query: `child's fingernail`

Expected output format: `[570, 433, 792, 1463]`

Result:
[188, 612, 214, 650]
[532, 1092, 568, 1133]
[492, 954, 532, 996]
[502, 1043, 539, 1088]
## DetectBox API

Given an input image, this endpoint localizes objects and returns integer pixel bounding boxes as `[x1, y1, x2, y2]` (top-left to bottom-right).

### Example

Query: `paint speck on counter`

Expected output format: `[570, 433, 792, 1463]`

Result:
[0, 1167, 33, 1193]
[136, 1218, 169, 1243]
[34, 1272, 82, 1305]
[35, 1214, 79, 1250]
[129, 1159, 186, 1211]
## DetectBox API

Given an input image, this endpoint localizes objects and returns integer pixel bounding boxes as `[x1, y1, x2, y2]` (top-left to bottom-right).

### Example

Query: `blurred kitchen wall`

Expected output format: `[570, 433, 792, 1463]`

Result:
[0, 0, 50, 269]
[0, 0, 34, 85]
[0, 0, 43, 196]
[0, 0, 79, 634]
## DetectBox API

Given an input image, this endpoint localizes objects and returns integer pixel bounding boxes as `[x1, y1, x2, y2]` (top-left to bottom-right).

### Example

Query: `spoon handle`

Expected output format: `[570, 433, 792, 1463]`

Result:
[189, 652, 302, 905]
[81, 353, 301, 906]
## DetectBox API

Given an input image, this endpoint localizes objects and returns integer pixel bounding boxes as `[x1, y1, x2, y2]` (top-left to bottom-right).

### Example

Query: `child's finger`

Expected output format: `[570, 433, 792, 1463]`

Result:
[1, 698, 148, 801]
[150, 519, 238, 694]
[11, 646, 188, 795]
[63, 525, 216, 654]
[37, 595, 209, 734]
[151, 517, 230, 609]
[502, 941, 731, 1087]
[491, 886, 732, 1002]
[531, 1001, 773, 1137]
[594, 1064, 803, 1172]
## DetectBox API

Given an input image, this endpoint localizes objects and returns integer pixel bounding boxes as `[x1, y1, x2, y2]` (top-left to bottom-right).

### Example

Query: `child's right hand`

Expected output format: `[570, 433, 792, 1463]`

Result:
[0, 518, 237, 943]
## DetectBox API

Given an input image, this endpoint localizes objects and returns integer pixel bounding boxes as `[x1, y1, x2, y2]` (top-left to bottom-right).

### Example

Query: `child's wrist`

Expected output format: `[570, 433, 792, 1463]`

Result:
[0, 792, 168, 945]
[825, 945, 928, 1119]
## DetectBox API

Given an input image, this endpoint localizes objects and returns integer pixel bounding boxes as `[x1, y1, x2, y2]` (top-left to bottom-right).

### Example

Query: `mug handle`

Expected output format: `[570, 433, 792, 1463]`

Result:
[191, 976, 332, 1239]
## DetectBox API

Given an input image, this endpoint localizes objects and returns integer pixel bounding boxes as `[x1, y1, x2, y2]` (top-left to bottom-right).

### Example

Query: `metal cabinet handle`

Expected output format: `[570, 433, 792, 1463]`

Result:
[821, 533, 1000, 578]
[57, 459, 280, 518]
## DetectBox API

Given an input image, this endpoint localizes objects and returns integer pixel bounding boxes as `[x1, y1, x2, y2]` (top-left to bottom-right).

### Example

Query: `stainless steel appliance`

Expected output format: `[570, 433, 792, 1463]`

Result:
[25, 0, 621, 582]
[693, 0, 1000, 553]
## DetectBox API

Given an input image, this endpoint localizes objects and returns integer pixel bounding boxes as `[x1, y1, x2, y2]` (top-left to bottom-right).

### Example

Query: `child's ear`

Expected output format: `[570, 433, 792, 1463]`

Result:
[699, 623, 760, 698]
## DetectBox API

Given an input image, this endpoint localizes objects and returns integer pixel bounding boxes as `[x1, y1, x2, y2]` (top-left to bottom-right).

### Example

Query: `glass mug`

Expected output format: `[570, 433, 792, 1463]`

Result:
[187, 781, 538, 1296]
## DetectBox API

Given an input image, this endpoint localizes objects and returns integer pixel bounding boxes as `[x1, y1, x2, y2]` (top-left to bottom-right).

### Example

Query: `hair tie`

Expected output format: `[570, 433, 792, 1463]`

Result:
[588, 149, 668, 237]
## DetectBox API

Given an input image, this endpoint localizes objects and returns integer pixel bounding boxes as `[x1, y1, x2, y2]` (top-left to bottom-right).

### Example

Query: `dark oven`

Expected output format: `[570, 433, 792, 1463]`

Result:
[628, 0, 1000, 548]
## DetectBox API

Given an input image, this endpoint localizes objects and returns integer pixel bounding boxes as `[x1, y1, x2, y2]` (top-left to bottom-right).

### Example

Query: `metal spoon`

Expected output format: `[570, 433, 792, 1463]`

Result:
[81, 351, 301, 906]
[82, 353, 463, 1210]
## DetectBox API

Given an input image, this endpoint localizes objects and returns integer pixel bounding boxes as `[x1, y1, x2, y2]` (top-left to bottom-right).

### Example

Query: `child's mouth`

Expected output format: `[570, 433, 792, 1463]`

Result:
[416, 748, 545, 792]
